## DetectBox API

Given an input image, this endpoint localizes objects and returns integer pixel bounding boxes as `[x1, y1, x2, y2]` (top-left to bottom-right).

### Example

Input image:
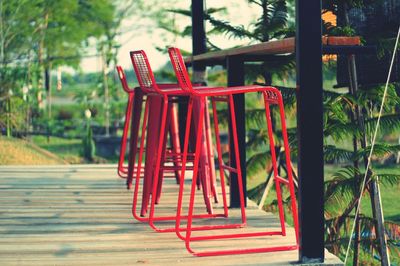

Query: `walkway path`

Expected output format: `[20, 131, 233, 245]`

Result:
[0, 165, 342, 265]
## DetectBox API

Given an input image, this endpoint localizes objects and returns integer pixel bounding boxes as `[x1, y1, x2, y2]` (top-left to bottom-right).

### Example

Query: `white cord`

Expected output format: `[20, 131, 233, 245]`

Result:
[343, 24, 400, 265]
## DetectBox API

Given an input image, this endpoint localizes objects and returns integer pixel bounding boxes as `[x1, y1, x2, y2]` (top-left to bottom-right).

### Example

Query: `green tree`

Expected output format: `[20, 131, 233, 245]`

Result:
[0, 0, 119, 137]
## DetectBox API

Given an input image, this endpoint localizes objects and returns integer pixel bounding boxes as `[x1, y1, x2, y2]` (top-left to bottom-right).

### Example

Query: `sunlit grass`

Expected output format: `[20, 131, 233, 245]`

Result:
[0, 136, 65, 165]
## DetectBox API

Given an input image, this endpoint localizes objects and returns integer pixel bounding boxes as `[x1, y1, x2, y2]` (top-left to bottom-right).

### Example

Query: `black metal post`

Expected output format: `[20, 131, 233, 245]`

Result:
[180, 0, 207, 145]
[191, 0, 206, 73]
[296, 0, 324, 262]
[227, 56, 246, 208]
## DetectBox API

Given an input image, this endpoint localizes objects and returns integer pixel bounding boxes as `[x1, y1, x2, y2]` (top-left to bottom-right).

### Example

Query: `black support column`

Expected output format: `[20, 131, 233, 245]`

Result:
[296, 0, 324, 263]
[191, 0, 206, 75]
[227, 56, 246, 208]
[180, 0, 208, 145]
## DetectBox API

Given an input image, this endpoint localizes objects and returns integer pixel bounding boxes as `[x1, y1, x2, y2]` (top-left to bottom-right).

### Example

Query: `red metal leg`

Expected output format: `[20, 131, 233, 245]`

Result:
[211, 98, 229, 217]
[148, 96, 221, 232]
[140, 95, 164, 217]
[129, 95, 222, 230]
[118, 92, 134, 178]
[184, 97, 207, 243]
[174, 98, 241, 240]
[155, 101, 172, 205]
[193, 98, 213, 214]
[264, 101, 286, 236]
[175, 96, 247, 244]
[179, 94, 299, 257]
[132, 97, 150, 221]
[175, 97, 194, 236]
[149, 96, 168, 223]
[227, 95, 247, 223]
[169, 103, 182, 184]
[204, 97, 219, 203]
[276, 92, 299, 243]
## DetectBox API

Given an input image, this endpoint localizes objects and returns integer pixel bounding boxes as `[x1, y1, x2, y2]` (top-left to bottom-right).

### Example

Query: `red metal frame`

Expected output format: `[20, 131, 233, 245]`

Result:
[116, 66, 136, 180]
[116, 66, 187, 190]
[168, 47, 299, 256]
[129, 51, 224, 232]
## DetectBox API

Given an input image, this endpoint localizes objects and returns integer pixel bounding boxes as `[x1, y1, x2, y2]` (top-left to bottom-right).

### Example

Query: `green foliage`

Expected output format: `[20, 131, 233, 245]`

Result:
[0, 0, 140, 147]
[0, 96, 29, 134]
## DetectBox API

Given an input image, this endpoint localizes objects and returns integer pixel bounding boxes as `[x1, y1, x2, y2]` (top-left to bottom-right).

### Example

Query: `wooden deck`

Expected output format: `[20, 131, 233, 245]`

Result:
[0, 165, 342, 265]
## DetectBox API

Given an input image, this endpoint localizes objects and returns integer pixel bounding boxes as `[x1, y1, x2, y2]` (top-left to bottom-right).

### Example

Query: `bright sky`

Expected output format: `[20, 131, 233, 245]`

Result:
[80, 0, 260, 73]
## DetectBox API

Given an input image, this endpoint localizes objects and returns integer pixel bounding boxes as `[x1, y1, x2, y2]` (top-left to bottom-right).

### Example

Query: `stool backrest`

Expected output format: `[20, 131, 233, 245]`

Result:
[116, 66, 134, 93]
[168, 47, 194, 93]
[130, 50, 160, 93]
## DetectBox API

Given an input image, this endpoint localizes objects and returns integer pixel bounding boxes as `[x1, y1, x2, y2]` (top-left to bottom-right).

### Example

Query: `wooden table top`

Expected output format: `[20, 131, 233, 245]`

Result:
[184, 36, 361, 64]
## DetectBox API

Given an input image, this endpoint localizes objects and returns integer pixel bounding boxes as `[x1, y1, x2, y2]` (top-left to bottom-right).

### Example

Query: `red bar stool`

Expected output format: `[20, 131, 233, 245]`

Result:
[168, 47, 299, 256]
[129, 51, 223, 232]
[115, 66, 182, 189]
[115, 66, 140, 185]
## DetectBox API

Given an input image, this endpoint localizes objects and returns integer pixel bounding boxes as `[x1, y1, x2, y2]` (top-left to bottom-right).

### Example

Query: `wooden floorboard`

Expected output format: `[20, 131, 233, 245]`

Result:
[0, 165, 342, 265]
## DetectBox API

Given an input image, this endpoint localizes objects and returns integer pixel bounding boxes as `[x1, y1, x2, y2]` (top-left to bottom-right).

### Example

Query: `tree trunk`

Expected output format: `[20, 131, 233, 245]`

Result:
[353, 212, 362, 266]
[6, 96, 11, 137]
[45, 63, 51, 118]
[102, 47, 110, 137]
[348, 54, 390, 266]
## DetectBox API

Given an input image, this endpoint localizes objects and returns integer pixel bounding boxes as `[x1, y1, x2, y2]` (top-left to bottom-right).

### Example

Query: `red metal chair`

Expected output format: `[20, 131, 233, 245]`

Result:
[115, 66, 182, 189]
[129, 51, 222, 232]
[115, 66, 139, 183]
[168, 47, 299, 256]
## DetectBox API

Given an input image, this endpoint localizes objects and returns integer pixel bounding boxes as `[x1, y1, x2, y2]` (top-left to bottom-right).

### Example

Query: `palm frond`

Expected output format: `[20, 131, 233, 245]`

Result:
[286, 127, 297, 148]
[324, 145, 354, 163]
[324, 166, 363, 216]
[244, 108, 266, 128]
[205, 14, 258, 41]
[247, 0, 263, 7]
[324, 117, 361, 141]
[205, 38, 221, 51]
[272, 24, 295, 38]
[252, 0, 288, 41]
[206, 7, 228, 15]
[247, 180, 267, 201]
[325, 97, 350, 123]
[266, 1, 288, 36]
[365, 113, 400, 136]
[246, 128, 270, 149]
[323, 90, 344, 101]
[246, 150, 271, 178]
[372, 173, 400, 187]
[357, 83, 400, 110]
[354, 143, 400, 161]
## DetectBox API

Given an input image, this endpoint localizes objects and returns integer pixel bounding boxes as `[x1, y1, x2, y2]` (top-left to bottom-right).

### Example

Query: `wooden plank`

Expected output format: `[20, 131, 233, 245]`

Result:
[0, 165, 342, 265]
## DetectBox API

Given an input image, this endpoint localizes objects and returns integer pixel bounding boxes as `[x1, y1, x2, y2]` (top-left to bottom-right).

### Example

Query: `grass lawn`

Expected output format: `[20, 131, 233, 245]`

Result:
[31, 136, 84, 164]
[248, 163, 400, 224]
[31, 135, 110, 164]
[0, 136, 65, 165]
